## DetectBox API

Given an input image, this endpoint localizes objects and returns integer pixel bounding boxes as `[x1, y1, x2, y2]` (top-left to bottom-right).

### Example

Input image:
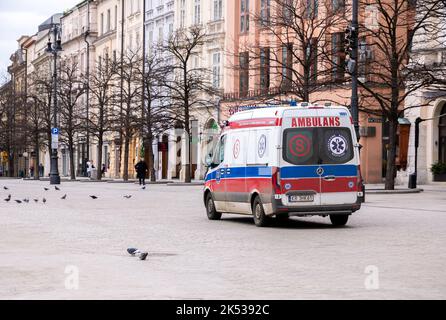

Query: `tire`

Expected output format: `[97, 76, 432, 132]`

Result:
[330, 214, 349, 226]
[252, 196, 270, 227]
[206, 193, 222, 220]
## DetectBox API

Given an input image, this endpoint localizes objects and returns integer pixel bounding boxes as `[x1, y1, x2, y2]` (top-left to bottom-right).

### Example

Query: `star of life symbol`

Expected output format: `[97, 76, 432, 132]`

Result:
[328, 135, 347, 157]
[258, 135, 267, 158]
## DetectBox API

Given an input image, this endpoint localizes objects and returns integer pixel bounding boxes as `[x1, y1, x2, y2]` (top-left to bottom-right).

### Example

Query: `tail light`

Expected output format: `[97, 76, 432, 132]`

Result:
[272, 167, 281, 194]
[357, 165, 363, 191]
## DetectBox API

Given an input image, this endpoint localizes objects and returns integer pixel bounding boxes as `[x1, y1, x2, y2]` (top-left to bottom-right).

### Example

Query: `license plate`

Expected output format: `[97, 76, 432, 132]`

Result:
[289, 195, 314, 202]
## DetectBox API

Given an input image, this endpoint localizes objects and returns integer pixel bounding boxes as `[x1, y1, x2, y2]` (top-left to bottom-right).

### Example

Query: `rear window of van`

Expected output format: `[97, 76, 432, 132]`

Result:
[283, 128, 354, 165]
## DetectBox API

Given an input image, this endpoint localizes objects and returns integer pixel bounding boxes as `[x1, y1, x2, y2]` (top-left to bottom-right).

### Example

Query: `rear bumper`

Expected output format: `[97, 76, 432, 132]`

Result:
[271, 198, 361, 217]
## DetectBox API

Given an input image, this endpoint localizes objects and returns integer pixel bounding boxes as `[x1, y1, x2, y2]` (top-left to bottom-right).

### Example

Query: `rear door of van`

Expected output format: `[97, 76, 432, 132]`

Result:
[281, 108, 359, 207]
[280, 109, 323, 207]
[317, 109, 358, 206]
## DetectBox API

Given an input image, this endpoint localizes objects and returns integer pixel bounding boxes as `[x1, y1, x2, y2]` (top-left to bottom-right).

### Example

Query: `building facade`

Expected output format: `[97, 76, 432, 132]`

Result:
[403, 11, 446, 184]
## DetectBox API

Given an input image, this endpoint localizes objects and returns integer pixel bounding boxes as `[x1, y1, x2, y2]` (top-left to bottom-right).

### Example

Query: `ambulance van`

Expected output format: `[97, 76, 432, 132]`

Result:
[203, 103, 364, 227]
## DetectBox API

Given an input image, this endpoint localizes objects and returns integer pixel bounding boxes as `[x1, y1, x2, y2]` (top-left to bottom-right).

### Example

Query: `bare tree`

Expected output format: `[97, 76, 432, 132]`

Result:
[356, 0, 445, 189]
[24, 80, 46, 180]
[140, 52, 173, 182]
[88, 56, 118, 180]
[0, 80, 16, 177]
[227, 0, 347, 103]
[160, 26, 217, 183]
[32, 64, 55, 169]
[57, 60, 86, 180]
[119, 50, 143, 181]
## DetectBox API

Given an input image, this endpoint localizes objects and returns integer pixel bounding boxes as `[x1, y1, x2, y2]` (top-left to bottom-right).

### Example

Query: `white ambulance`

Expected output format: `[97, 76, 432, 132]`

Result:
[203, 103, 364, 227]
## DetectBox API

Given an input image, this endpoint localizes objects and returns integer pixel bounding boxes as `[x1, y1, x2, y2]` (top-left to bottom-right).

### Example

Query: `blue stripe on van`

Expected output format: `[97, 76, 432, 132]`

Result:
[280, 165, 357, 179]
[206, 164, 357, 181]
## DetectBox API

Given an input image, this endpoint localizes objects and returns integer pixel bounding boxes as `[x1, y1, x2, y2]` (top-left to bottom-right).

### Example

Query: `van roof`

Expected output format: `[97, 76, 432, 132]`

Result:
[229, 104, 350, 122]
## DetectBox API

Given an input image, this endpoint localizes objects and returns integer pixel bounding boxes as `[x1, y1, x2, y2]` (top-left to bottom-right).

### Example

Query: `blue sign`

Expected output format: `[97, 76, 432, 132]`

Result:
[52, 128, 59, 135]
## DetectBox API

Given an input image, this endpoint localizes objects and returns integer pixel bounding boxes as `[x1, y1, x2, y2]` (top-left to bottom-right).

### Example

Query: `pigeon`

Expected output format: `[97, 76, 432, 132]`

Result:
[15, 200, 22, 204]
[44, 187, 49, 191]
[142, 186, 146, 190]
[139, 252, 148, 261]
[3, 186, 8, 190]
[34, 199, 39, 203]
[55, 186, 60, 191]
[4, 197, 11, 202]
[23, 199, 29, 203]
[90, 195, 98, 199]
[43, 198, 47, 204]
[127, 248, 148, 261]
[61, 194, 67, 200]
[124, 195, 132, 199]
[127, 248, 139, 255]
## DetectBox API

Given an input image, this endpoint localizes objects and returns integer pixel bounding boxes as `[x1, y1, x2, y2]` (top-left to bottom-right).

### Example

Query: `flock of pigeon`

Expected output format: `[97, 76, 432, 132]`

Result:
[3, 184, 148, 261]
[2, 185, 134, 204]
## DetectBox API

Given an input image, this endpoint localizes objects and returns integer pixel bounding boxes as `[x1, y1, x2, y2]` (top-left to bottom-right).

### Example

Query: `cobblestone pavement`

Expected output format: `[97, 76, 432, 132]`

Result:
[0, 180, 445, 299]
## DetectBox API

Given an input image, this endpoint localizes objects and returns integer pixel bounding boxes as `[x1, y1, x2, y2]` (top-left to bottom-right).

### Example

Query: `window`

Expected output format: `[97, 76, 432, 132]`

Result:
[283, 127, 353, 165]
[282, 0, 293, 24]
[332, 0, 345, 12]
[100, 13, 104, 35]
[180, 0, 186, 28]
[260, 0, 270, 27]
[194, 0, 201, 25]
[148, 30, 153, 54]
[212, 52, 221, 88]
[115, 5, 118, 30]
[240, 0, 249, 33]
[107, 9, 111, 32]
[213, 0, 223, 21]
[331, 33, 345, 82]
[260, 47, 270, 90]
[239, 52, 249, 96]
[158, 27, 163, 44]
[213, 135, 226, 165]
[168, 23, 173, 38]
[306, 38, 318, 84]
[305, 0, 318, 19]
[282, 44, 293, 90]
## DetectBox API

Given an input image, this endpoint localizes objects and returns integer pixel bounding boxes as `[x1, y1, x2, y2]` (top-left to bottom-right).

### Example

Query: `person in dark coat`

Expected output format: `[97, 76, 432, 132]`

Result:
[135, 159, 148, 186]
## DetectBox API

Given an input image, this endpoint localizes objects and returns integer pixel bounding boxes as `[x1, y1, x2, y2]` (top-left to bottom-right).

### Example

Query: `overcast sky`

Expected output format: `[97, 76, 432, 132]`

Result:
[0, 0, 80, 75]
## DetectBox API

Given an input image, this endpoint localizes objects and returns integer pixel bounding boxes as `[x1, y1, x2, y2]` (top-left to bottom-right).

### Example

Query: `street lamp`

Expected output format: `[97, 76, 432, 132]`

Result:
[46, 24, 62, 185]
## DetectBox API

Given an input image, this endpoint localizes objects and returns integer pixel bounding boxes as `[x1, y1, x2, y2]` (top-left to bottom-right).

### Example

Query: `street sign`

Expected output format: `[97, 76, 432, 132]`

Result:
[51, 128, 59, 149]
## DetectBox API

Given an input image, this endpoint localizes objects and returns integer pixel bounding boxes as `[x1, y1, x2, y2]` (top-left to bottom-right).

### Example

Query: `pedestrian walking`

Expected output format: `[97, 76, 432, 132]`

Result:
[86, 160, 92, 178]
[135, 159, 148, 186]
[38, 163, 44, 177]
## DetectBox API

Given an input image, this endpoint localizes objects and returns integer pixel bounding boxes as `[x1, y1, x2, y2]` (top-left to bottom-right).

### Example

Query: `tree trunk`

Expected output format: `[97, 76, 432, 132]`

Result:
[97, 137, 103, 181]
[34, 135, 40, 180]
[69, 143, 76, 180]
[385, 119, 398, 190]
[123, 134, 130, 181]
[145, 137, 156, 182]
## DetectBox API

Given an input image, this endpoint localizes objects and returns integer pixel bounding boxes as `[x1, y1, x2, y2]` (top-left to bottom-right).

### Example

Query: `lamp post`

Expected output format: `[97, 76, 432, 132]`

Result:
[351, 0, 360, 141]
[46, 24, 62, 185]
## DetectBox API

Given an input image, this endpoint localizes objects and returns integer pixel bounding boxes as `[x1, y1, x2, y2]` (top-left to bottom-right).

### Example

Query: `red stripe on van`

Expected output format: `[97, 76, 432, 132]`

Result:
[229, 118, 280, 129]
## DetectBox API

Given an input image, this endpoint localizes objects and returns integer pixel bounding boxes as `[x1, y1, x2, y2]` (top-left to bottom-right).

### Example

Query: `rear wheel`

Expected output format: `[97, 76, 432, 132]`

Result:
[206, 193, 221, 220]
[330, 214, 349, 226]
[252, 196, 271, 227]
